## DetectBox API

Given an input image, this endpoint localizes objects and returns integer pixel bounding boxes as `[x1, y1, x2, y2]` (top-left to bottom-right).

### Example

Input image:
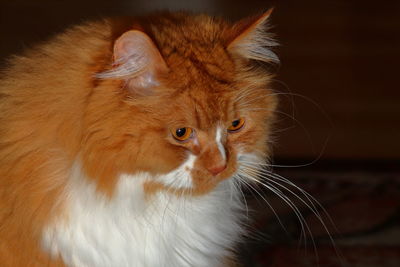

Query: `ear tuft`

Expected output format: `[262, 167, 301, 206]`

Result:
[227, 8, 279, 64]
[97, 30, 168, 94]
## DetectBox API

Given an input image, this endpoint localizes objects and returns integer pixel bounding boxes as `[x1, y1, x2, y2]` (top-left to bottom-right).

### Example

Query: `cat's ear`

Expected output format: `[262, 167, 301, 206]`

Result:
[227, 8, 279, 63]
[97, 30, 168, 95]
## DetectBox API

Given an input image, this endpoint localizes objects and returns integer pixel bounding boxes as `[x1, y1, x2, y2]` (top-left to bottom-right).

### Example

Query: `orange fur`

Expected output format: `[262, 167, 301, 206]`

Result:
[0, 11, 277, 266]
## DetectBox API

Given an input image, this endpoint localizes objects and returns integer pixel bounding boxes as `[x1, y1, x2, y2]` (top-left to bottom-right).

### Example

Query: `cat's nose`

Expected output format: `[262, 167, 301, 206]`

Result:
[207, 164, 227, 176]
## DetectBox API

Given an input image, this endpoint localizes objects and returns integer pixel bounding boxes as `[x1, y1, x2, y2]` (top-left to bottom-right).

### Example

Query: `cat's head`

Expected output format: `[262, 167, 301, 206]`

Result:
[84, 10, 278, 196]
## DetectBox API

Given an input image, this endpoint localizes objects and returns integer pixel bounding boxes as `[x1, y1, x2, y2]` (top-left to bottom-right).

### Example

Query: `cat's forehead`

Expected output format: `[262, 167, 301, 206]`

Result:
[150, 13, 229, 51]
[148, 14, 236, 87]
[166, 88, 234, 129]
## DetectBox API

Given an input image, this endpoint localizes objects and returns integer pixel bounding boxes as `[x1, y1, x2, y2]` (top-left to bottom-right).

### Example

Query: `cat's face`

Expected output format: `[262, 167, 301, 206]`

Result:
[144, 78, 276, 196]
[83, 11, 277, 196]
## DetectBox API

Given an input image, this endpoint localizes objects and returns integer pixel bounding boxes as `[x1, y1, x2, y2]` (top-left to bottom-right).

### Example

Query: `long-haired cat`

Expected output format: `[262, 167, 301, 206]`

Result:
[0, 9, 278, 267]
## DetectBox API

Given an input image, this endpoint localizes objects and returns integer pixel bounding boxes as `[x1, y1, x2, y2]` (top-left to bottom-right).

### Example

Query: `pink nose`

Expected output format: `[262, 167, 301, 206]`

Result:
[207, 164, 227, 176]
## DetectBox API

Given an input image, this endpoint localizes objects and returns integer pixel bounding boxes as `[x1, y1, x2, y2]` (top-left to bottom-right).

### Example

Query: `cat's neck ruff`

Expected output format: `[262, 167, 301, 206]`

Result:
[42, 161, 244, 267]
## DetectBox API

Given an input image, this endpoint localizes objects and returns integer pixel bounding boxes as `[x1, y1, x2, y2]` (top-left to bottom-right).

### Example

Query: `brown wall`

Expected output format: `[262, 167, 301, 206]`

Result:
[1, 0, 399, 160]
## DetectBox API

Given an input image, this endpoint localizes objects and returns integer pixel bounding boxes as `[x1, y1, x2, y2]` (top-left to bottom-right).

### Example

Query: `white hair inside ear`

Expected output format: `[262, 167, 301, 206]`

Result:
[228, 9, 279, 64]
[96, 30, 168, 93]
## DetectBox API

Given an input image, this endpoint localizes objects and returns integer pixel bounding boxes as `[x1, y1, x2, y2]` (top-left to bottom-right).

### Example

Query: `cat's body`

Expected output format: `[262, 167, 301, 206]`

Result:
[0, 12, 277, 267]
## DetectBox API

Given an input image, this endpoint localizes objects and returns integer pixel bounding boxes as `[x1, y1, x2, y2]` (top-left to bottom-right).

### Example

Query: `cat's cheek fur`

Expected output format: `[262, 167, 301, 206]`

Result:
[42, 161, 245, 267]
[155, 153, 196, 189]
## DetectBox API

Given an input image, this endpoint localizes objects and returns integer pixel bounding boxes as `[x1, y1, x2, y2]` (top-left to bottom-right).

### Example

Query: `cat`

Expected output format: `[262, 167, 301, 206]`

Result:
[0, 9, 278, 267]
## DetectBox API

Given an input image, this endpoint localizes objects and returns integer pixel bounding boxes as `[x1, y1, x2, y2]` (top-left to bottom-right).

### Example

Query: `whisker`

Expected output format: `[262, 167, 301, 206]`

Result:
[241, 144, 327, 168]
[239, 167, 309, 249]
[233, 88, 268, 104]
[239, 158, 319, 169]
[236, 92, 298, 109]
[242, 170, 319, 263]
[235, 93, 281, 108]
[236, 171, 289, 236]
[233, 175, 250, 219]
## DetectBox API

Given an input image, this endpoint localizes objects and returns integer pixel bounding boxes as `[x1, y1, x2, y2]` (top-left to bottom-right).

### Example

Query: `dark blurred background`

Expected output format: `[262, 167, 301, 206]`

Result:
[1, 0, 399, 266]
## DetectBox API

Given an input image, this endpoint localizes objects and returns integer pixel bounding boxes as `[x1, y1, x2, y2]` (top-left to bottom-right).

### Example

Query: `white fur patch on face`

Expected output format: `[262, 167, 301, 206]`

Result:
[156, 154, 196, 189]
[237, 153, 263, 165]
[235, 152, 265, 183]
[42, 161, 245, 267]
[215, 127, 226, 161]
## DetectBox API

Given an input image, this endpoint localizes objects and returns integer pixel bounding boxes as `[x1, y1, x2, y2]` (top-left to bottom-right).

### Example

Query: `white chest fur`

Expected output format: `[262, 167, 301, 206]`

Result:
[42, 164, 244, 267]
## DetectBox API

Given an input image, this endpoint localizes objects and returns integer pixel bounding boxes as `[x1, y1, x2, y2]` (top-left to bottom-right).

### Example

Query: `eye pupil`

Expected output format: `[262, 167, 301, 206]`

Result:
[172, 127, 193, 141]
[232, 120, 240, 127]
[176, 128, 186, 137]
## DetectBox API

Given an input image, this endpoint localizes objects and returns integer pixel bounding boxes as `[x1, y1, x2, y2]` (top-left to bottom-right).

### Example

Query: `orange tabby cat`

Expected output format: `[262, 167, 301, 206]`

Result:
[0, 10, 278, 267]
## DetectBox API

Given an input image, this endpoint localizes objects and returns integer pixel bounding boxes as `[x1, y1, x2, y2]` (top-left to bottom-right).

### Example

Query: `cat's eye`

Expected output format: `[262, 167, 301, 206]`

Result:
[172, 127, 193, 141]
[228, 118, 245, 132]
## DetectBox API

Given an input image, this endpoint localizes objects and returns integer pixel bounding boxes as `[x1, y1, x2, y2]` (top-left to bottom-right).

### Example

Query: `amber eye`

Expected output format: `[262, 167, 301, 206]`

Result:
[172, 127, 193, 141]
[228, 118, 245, 132]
